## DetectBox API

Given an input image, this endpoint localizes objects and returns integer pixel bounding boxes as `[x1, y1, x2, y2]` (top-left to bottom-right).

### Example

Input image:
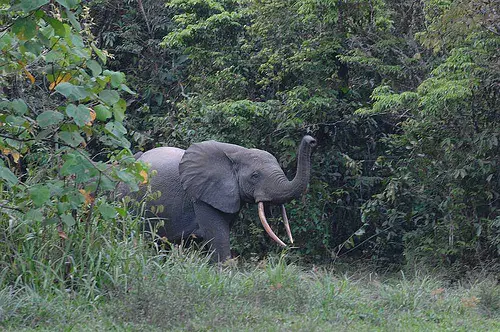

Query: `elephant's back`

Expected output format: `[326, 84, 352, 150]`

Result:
[139, 147, 185, 168]
[137, 147, 185, 194]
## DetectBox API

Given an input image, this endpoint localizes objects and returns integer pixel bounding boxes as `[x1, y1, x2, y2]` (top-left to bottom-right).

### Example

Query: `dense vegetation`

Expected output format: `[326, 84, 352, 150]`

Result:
[89, 0, 499, 268]
[0, 0, 498, 329]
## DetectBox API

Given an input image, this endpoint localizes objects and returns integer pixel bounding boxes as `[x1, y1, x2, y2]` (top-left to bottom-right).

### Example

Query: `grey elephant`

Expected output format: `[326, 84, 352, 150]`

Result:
[120, 135, 316, 262]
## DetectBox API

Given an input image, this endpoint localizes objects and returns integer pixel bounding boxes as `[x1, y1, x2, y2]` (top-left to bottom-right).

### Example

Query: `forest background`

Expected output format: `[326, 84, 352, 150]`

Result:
[0, 0, 499, 301]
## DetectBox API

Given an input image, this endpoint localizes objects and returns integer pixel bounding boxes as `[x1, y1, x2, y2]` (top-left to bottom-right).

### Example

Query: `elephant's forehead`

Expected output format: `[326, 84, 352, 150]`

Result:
[248, 149, 278, 163]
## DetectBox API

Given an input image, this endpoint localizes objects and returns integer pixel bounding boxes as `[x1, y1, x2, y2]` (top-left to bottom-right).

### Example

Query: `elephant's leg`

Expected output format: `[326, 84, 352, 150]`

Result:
[193, 201, 235, 262]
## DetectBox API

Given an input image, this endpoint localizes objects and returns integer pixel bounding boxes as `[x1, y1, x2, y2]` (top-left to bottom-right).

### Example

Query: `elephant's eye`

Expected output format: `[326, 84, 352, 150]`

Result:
[251, 171, 260, 180]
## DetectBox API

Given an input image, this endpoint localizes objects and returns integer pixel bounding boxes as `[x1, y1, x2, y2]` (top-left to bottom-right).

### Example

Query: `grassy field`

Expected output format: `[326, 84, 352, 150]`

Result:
[1, 251, 499, 332]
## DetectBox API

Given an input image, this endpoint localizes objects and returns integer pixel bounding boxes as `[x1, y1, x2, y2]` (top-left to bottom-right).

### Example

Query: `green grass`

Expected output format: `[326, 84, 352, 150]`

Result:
[0, 204, 498, 331]
[1, 251, 499, 331]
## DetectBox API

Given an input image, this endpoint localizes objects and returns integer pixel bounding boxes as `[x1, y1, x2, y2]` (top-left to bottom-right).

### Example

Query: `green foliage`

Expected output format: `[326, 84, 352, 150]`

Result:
[89, 0, 188, 149]
[0, 0, 149, 291]
[68, 0, 500, 269]
[361, 1, 500, 266]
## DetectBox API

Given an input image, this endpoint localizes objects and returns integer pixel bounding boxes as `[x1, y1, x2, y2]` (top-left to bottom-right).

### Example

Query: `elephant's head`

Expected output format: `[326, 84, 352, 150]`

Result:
[179, 135, 317, 247]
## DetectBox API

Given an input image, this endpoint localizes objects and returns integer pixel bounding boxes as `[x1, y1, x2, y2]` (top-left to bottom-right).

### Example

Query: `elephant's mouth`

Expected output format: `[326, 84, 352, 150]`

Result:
[257, 202, 293, 247]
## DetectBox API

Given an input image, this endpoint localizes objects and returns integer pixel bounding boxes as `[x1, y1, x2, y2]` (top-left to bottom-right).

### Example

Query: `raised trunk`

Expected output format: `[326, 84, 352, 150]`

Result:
[257, 135, 316, 248]
[273, 135, 316, 203]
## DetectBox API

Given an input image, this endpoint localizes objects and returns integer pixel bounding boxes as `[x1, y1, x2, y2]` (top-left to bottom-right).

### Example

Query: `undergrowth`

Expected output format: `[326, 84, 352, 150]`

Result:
[1, 248, 499, 331]
[0, 199, 498, 331]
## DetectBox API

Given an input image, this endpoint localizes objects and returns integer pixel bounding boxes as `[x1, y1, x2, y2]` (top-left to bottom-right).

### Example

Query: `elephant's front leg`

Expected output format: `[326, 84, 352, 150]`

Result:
[194, 201, 236, 262]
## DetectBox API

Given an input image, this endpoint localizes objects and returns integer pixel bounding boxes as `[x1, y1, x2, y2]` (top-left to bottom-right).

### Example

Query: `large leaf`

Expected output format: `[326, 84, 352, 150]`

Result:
[103, 122, 130, 148]
[46, 17, 67, 37]
[37, 110, 64, 128]
[58, 130, 84, 147]
[11, 99, 28, 115]
[103, 70, 125, 88]
[55, 82, 90, 100]
[55, 0, 80, 10]
[120, 84, 136, 95]
[98, 203, 116, 220]
[91, 43, 106, 64]
[29, 185, 51, 207]
[112, 99, 126, 122]
[25, 209, 44, 223]
[105, 121, 127, 137]
[65, 9, 81, 31]
[12, 17, 37, 40]
[99, 90, 120, 105]
[23, 40, 44, 56]
[20, 0, 49, 12]
[5, 114, 27, 126]
[115, 169, 138, 192]
[0, 164, 18, 186]
[61, 214, 76, 227]
[86, 59, 102, 77]
[0, 33, 13, 50]
[93, 104, 112, 121]
[66, 104, 91, 127]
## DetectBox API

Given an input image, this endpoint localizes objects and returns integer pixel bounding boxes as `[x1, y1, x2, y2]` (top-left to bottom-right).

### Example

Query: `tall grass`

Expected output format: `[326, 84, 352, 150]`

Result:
[0, 200, 151, 298]
[1, 207, 499, 331]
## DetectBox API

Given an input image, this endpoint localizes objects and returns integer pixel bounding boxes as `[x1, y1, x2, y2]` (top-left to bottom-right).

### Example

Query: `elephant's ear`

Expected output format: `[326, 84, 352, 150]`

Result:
[179, 141, 241, 214]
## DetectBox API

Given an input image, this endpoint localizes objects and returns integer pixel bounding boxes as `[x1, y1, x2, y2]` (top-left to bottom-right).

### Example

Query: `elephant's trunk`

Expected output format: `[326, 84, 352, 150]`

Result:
[257, 135, 316, 247]
[272, 135, 316, 203]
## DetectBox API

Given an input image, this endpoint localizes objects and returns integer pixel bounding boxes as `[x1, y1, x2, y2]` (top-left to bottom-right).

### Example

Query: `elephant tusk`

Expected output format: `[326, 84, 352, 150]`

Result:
[258, 202, 287, 247]
[281, 205, 293, 244]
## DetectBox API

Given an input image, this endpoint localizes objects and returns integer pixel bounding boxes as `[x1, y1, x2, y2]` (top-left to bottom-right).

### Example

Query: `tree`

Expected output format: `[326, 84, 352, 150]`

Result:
[0, 0, 146, 287]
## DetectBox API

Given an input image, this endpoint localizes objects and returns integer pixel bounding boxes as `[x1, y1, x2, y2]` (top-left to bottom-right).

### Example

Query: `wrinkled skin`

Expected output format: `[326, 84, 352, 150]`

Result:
[119, 136, 316, 262]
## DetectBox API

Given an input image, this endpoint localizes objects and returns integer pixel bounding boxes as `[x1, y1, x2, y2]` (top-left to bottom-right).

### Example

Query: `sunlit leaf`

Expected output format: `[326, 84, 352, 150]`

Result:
[140, 170, 148, 184]
[2, 149, 21, 163]
[79, 189, 94, 205]
[49, 72, 72, 90]
[88, 108, 96, 125]
[23, 68, 35, 83]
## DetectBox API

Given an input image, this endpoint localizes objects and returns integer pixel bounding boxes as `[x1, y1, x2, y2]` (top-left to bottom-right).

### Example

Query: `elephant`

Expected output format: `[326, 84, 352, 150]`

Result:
[119, 135, 317, 262]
